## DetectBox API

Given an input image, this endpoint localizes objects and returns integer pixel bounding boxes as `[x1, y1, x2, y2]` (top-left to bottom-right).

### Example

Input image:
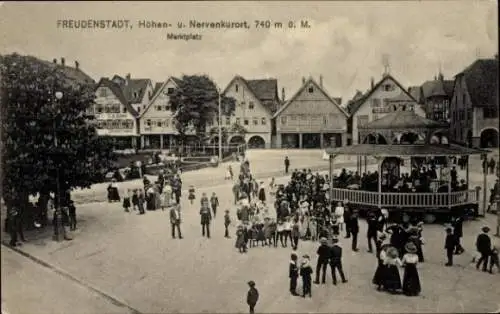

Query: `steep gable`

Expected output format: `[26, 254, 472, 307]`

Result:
[349, 74, 420, 116]
[95, 78, 138, 117]
[140, 77, 180, 117]
[273, 77, 348, 118]
[223, 76, 279, 115]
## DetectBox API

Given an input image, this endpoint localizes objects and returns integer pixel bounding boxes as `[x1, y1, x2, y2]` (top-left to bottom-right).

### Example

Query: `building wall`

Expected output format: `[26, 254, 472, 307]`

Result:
[474, 107, 499, 138]
[352, 77, 422, 144]
[223, 77, 273, 147]
[449, 75, 474, 143]
[139, 79, 178, 135]
[92, 86, 138, 137]
[276, 80, 347, 135]
[133, 82, 154, 115]
[425, 96, 450, 122]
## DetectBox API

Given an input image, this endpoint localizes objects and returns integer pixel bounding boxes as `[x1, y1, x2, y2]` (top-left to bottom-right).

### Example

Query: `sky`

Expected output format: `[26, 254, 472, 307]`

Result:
[0, 1, 497, 103]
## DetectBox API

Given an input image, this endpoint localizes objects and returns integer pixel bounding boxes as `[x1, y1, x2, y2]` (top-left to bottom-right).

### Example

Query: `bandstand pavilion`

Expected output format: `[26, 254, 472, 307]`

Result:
[326, 110, 488, 223]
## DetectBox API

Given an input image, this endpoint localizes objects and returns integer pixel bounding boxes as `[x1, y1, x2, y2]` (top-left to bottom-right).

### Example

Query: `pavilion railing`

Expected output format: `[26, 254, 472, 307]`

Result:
[331, 188, 479, 208]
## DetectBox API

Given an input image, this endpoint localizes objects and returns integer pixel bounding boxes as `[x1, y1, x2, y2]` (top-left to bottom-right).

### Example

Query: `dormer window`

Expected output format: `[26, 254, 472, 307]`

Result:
[146, 119, 151, 127]
[308, 86, 314, 93]
[167, 88, 175, 95]
[235, 84, 239, 92]
[383, 84, 394, 91]
[122, 106, 127, 113]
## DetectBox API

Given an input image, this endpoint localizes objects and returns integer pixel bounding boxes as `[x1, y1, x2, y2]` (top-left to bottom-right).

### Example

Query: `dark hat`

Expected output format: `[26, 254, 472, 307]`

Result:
[445, 226, 453, 232]
[405, 242, 417, 254]
[482, 226, 490, 233]
[225, 209, 229, 213]
[247, 280, 256, 287]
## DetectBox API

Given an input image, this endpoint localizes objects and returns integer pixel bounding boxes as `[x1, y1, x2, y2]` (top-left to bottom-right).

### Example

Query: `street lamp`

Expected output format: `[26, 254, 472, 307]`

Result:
[53, 90, 64, 242]
[218, 88, 223, 163]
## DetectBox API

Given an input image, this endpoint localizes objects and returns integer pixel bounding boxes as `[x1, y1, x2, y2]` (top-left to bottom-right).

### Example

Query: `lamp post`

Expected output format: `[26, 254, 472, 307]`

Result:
[495, 166, 500, 237]
[53, 90, 64, 242]
[218, 88, 223, 163]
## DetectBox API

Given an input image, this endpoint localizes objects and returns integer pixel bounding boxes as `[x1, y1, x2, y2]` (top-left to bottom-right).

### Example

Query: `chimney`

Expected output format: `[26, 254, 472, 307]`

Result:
[302, 77, 306, 84]
[370, 77, 374, 89]
[319, 75, 323, 88]
[75, 60, 79, 70]
[53, 58, 57, 64]
[281, 87, 285, 102]
[61, 57, 65, 66]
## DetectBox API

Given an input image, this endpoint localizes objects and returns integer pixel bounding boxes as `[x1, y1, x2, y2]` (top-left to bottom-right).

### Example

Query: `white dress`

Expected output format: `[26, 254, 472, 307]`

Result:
[334, 206, 345, 224]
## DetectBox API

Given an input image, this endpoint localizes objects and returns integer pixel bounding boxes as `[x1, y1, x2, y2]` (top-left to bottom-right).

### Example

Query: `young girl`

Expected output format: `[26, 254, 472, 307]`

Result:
[277, 219, 285, 247]
[123, 189, 131, 212]
[235, 225, 246, 253]
[188, 185, 196, 205]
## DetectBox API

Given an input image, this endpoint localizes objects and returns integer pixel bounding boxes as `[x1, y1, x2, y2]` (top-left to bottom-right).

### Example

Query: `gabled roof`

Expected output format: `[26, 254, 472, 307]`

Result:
[223, 76, 280, 114]
[443, 80, 454, 97]
[120, 78, 151, 104]
[348, 74, 419, 116]
[139, 76, 181, 118]
[358, 110, 448, 130]
[95, 78, 138, 117]
[325, 143, 488, 157]
[456, 58, 498, 108]
[272, 77, 348, 118]
[152, 82, 163, 97]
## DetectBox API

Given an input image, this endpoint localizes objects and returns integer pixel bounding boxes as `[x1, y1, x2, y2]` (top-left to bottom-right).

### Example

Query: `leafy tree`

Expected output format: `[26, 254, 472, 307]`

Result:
[0, 53, 116, 216]
[169, 75, 236, 143]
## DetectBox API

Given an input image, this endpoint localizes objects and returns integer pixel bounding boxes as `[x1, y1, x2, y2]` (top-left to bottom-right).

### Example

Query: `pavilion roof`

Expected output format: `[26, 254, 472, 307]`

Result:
[325, 144, 488, 157]
[358, 110, 448, 130]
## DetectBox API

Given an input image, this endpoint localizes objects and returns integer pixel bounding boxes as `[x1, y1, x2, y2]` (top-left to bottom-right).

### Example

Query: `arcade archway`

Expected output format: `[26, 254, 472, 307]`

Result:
[480, 128, 499, 148]
[247, 135, 266, 148]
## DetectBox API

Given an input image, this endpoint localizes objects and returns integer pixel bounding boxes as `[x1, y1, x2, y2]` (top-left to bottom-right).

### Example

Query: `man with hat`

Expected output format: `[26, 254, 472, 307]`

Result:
[314, 237, 330, 284]
[224, 209, 231, 238]
[329, 235, 347, 285]
[367, 211, 378, 253]
[348, 209, 360, 252]
[451, 215, 465, 255]
[343, 199, 352, 239]
[246, 280, 259, 314]
[475, 226, 492, 272]
[200, 205, 212, 238]
[300, 254, 313, 298]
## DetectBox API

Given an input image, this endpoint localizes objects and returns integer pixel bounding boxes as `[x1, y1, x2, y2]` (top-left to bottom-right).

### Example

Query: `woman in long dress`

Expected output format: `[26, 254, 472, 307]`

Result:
[383, 247, 403, 294]
[401, 242, 421, 296]
[372, 240, 390, 290]
[334, 202, 345, 232]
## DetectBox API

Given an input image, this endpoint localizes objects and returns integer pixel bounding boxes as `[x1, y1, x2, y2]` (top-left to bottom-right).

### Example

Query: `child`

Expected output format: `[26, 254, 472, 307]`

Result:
[291, 219, 300, 251]
[489, 246, 499, 273]
[235, 225, 246, 253]
[188, 185, 196, 205]
[224, 210, 231, 238]
[300, 254, 313, 298]
[268, 218, 278, 248]
[123, 189, 131, 212]
[210, 192, 219, 218]
[277, 219, 285, 247]
[283, 217, 292, 247]
[289, 253, 299, 296]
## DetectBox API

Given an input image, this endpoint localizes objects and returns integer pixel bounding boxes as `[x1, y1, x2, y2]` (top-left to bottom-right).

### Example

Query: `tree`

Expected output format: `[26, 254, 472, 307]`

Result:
[169, 75, 236, 143]
[0, 53, 116, 215]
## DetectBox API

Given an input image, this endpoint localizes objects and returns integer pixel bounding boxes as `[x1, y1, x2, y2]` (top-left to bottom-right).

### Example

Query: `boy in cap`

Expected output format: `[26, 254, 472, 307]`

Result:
[224, 210, 231, 238]
[300, 254, 313, 298]
[246, 280, 259, 314]
[444, 226, 456, 266]
[289, 253, 299, 296]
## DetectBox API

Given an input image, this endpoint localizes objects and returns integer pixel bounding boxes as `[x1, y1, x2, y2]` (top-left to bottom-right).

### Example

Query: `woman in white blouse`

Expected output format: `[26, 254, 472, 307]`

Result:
[383, 247, 403, 294]
[334, 202, 345, 231]
[401, 242, 421, 296]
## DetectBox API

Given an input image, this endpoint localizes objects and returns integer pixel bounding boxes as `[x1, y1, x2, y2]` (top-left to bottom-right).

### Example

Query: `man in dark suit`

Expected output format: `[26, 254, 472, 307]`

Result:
[200, 205, 212, 238]
[169, 204, 182, 239]
[444, 227, 456, 266]
[476, 226, 492, 272]
[451, 215, 464, 254]
[329, 236, 347, 285]
[366, 211, 378, 253]
[284, 156, 290, 174]
[349, 210, 360, 252]
[314, 237, 330, 284]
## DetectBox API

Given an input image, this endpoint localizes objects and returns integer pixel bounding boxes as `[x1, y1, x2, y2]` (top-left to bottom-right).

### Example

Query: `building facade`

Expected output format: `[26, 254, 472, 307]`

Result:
[221, 76, 280, 148]
[138, 77, 182, 149]
[411, 73, 454, 122]
[349, 74, 425, 145]
[450, 58, 499, 148]
[90, 78, 140, 149]
[273, 77, 348, 148]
